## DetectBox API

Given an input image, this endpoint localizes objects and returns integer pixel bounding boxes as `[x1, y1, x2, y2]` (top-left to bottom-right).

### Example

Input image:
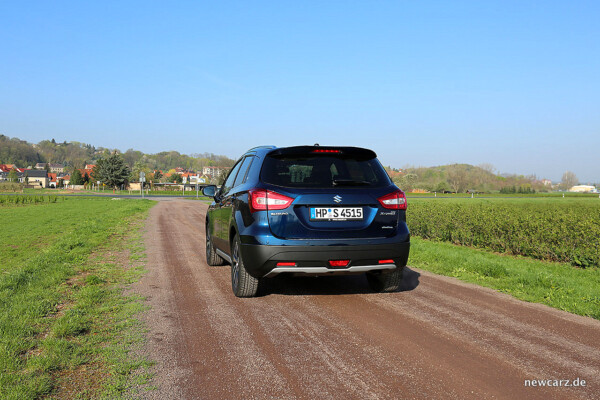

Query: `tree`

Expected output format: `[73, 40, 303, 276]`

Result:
[24, 172, 29, 185]
[399, 173, 418, 192]
[45, 163, 51, 173]
[7, 169, 19, 182]
[168, 173, 183, 184]
[446, 164, 469, 193]
[93, 151, 130, 189]
[70, 169, 84, 185]
[561, 171, 578, 191]
[130, 160, 150, 182]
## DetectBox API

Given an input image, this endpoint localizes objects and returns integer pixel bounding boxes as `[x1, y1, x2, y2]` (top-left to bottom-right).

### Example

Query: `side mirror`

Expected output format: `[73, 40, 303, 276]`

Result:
[202, 185, 217, 198]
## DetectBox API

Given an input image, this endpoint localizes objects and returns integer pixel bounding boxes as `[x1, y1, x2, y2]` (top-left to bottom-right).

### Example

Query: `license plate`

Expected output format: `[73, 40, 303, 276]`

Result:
[310, 207, 363, 221]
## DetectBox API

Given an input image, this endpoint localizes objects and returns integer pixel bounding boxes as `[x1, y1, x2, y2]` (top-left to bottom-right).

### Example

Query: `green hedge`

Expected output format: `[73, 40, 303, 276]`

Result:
[408, 198, 600, 268]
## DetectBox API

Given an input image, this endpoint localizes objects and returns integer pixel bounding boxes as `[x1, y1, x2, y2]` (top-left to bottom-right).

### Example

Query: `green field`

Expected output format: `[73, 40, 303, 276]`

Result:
[407, 196, 600, 319]
[18, 188, 208, 197]
[0, 197, 155, 399]
[410, 239, 600, 319]
[408, 197, 600, 267]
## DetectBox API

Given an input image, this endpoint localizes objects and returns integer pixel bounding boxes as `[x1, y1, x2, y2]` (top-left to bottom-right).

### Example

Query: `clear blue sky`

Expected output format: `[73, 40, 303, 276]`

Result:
[1, 1, 599, 182]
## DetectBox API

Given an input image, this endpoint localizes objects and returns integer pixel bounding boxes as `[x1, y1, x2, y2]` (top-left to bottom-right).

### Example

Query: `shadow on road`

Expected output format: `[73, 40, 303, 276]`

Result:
[259, 267, 420, 297]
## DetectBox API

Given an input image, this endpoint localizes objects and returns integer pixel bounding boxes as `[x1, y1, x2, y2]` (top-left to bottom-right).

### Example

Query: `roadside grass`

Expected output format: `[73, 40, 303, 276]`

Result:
[19, 187, 211, 198]
[0, 197, 155, 399]
[410, 238, 600, 320]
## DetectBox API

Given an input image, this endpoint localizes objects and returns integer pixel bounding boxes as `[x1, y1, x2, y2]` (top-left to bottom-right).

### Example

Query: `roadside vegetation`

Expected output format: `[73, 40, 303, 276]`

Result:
[408, 197, 600, 268]
[410, 239, 600, 320]
[407, 196, 600, 320]
[0, 197, 155, 399]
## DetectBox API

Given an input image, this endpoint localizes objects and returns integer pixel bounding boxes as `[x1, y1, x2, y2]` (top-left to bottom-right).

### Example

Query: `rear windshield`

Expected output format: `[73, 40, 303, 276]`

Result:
[260, 155, 391, 188]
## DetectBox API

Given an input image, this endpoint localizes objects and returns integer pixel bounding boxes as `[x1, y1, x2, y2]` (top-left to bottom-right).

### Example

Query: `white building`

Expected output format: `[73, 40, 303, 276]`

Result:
[202, 166, 229, 179]
[569, 185, 599, 193]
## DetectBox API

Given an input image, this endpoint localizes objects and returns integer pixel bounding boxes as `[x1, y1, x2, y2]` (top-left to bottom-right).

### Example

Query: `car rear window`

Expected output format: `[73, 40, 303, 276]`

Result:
[260, 155, 391, 188]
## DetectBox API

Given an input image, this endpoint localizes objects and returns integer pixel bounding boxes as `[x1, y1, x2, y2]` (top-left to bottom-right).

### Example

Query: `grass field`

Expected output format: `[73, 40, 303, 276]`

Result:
[0, 197, 155, 399]
[410, 238, 600, 319]
[18, 187, 208, 197]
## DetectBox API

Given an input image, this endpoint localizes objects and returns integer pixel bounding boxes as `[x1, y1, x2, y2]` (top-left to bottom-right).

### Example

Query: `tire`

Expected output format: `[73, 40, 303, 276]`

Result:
[230, 234, 259, 298]
[206, 223, 225, 266]
[366, 267, 404, 293]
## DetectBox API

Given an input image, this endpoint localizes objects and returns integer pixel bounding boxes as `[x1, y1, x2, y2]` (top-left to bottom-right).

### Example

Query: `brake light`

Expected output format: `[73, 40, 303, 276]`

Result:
[378, 190, 407, 210]
[249, 189, 294, 213]
[328, 260, 350, 267]
[312, 149, 341, 153]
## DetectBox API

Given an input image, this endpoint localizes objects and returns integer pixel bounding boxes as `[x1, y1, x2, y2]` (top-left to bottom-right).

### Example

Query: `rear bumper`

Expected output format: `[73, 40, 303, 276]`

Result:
[239, 240, 410, 279]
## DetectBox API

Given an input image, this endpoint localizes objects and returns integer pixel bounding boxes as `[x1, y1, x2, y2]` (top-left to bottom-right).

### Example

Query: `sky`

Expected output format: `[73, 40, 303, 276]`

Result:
[1, 1, 599, 182]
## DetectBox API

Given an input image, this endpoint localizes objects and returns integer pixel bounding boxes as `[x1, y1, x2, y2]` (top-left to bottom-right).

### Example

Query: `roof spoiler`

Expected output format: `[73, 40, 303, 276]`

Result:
[266, 146, 377, 160]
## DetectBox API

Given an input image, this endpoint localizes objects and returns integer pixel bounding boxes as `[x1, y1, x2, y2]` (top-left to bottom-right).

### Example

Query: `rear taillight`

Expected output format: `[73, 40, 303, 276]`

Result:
[249, 189, 294, 213]
[378, 190, 407, 210]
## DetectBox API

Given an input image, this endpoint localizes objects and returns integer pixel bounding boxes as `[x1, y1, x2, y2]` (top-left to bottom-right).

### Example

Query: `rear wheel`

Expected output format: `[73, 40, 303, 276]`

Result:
[231, 234, 259, 297]
[206, 223, 225, 266]
[366, 267, 404, 292]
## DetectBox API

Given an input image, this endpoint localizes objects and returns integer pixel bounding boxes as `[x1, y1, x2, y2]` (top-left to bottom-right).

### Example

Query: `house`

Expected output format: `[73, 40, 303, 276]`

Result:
[202, 166, 229, 179]
[35, 163, 65, 173]
[23, 170, 49, 188]
[0, 164, 16, 172]
[85, 164, 96, 170]
[48, 173, 58, 188]
[181, 172, 202, 184]
[78, 168, 95, 180]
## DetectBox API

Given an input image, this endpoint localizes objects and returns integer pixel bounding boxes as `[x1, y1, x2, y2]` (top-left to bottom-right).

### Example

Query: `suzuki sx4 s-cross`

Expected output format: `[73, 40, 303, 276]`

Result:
[203, 145, 410, 297]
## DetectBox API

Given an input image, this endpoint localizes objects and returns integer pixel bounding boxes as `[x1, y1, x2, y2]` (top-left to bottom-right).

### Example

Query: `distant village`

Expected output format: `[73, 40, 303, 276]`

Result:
[0, 163, 230, 189]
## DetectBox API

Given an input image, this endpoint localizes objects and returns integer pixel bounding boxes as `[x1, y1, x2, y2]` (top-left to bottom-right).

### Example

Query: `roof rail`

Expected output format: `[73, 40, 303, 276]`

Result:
[247, 145, 277, 151]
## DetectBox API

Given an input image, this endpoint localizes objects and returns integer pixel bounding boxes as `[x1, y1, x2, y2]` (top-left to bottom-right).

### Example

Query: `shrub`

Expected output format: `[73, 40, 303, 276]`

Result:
[408, 198, 600, 268]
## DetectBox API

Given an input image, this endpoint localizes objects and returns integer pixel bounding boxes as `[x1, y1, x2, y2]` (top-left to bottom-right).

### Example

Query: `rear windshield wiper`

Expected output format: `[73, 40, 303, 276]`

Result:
[332, 179, 371, 186]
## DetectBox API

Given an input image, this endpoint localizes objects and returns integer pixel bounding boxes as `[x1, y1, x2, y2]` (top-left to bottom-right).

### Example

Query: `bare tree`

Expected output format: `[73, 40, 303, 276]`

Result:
[561, 171, 578, 190]
[446, 164, 469, 193]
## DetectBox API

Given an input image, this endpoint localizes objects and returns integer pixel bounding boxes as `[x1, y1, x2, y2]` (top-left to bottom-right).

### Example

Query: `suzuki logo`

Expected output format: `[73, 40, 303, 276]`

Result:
[333, 195, 342, 203]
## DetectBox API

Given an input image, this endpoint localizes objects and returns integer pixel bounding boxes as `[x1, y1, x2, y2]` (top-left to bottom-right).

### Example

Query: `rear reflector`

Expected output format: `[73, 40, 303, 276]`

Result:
[276, 262, 296, 267]
[378, 259, 394, 264]
[328, 260, 350, 267]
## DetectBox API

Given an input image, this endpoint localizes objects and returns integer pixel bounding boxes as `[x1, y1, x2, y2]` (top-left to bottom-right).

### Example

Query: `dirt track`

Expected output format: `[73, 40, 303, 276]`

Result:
[133, 200, 600, 399]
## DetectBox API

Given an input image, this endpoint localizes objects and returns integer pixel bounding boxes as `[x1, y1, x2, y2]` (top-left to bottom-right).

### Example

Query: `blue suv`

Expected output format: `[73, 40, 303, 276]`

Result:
[202, 145, 410, 297]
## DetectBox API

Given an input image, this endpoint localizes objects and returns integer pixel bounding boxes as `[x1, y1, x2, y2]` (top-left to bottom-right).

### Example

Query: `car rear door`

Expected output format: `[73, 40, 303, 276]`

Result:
[260, 148, 403, 240]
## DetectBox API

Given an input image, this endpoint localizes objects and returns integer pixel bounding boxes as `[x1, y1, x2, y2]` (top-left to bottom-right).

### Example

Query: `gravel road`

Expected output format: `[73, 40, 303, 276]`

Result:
[132, 200, 600, 400]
